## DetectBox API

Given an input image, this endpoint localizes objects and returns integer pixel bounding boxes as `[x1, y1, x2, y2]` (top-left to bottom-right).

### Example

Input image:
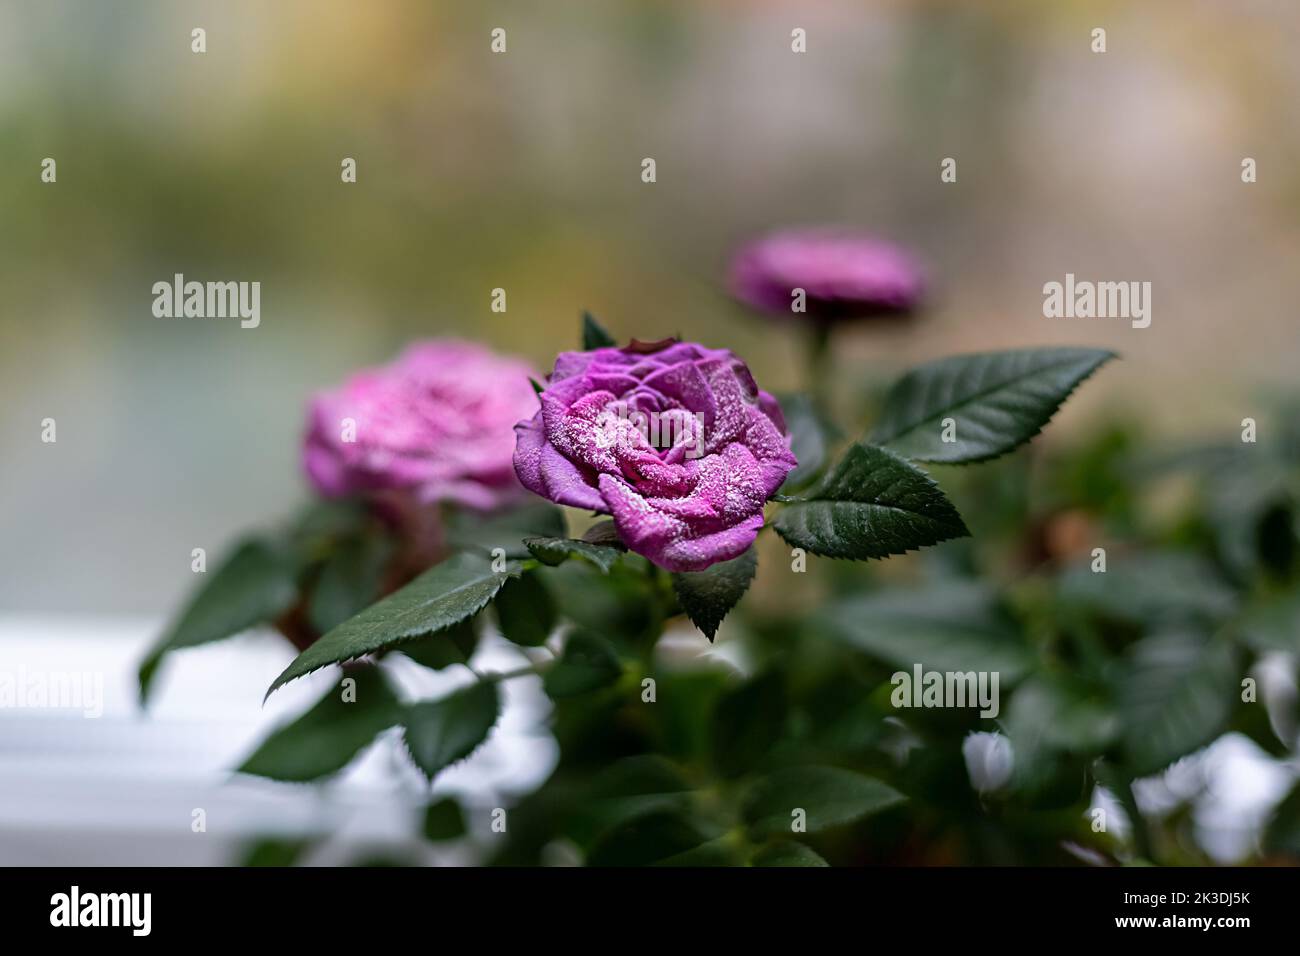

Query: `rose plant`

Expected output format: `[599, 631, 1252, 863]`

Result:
[140, 287, 1145, 864]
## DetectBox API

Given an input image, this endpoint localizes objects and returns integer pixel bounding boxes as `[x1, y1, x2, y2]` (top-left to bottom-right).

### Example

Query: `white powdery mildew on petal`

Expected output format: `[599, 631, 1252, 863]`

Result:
[526, 344, 797, 569]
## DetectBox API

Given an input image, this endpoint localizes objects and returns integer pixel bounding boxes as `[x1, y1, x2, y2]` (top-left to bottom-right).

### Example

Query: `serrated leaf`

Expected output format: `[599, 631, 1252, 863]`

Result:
[1116, 632, 1237, 776]
[582, 310, 617, 350]
[743, 766, 905, 837]
[398, 618, 479, 670]
[818, 581, 1032, 679]
[401, 681, 500, 780]
[773, 444, 969, 560]
[236, 668, 401, 782]
[869, 347, 1115, 463]
[493, 570, 557, 647]
[671, 547, 757, 640]
[265, 553, 519, 698]
[139, 537, 299, 704]
[752, 841, 830, 867]
[543, 632, 623, 698]
[307, 533, 394, 635]
[524, 535, 623, 573]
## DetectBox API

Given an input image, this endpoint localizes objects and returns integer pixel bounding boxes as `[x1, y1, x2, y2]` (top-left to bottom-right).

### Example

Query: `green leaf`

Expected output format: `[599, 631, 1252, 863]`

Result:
[1239, 592, 1300, 653]
[743, 766, 905, 838]
[493, 570, 557, 647]
[398, 618, 479, 670]
[543, 632, 623, 698]
[710, 671, 786, 777]
[422, 797, 467, 841]
[773, 444, 969, 560]
[586, 809, 716, 867]
[237, 668, 401, 782]
[752, 841, 830, 867]
[581, 310, 617, 350]
[544, 561, 662, 646]
[1005, 676, 1120, 756]
[568, 756, 697, 843]
[778, 393, 836, 493]
[237, 838, 315, 867]
[401, 681, 500, 780]
[671, 547, 757, 641]
[1263, 784, 1300, 859]
[523, 536, 623, 573]
[657, 836, 745, 867]
[818, 581, 1032, 679]
[1004, 677, 1119, 795]
[869, 347, 1115, 463]
[307, 533, 394, 635]
[585, 756, 694, 812]
[1116, 632, 1237, 776]
[140, 537, 299, 704]
[1059, 551, 1238, 626]
[445, 502, 566, 559]
[266, 553, 519, 698]
[654, 670, 732, 764]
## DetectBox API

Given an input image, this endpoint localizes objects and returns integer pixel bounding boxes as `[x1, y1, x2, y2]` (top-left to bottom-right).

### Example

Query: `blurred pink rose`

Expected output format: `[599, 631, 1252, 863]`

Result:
[729, 228, 925, 322]
[304, 340, 539, 511]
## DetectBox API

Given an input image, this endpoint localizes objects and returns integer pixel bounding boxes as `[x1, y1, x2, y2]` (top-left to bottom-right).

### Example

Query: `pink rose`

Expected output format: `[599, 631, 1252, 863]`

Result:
[514, 340, 797, 572]
[729, 228, 925, 322]
[304, 340, 539, 511]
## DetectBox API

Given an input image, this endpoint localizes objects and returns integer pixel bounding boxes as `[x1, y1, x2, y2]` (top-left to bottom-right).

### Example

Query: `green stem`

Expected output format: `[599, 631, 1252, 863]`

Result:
[1097, 760, 1155, 863]
[1117, 776, 1155, 862]
[805, 319, 833, 412]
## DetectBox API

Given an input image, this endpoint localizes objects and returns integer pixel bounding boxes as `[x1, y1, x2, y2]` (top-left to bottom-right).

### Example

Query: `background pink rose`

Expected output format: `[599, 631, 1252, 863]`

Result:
[304, 340, 539, 512]
[729, 228, 925, 322]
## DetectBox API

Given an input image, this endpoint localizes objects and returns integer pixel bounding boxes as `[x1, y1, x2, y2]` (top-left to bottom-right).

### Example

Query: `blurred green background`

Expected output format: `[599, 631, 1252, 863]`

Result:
[3, 0, 1298, 615]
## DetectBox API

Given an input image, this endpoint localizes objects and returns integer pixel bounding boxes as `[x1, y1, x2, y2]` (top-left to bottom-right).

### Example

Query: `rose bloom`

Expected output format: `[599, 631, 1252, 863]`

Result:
[514, 340, 797, 572]
[304, 340, 539, 511]
[729, 228, 925, 321]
